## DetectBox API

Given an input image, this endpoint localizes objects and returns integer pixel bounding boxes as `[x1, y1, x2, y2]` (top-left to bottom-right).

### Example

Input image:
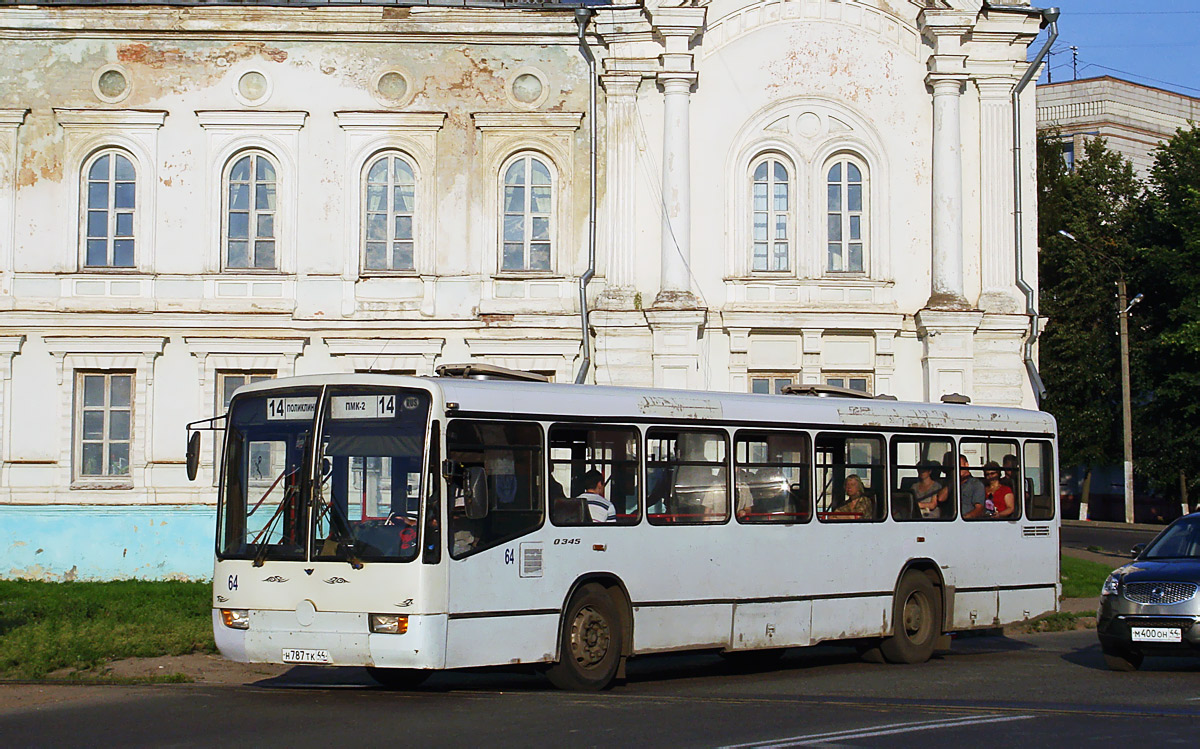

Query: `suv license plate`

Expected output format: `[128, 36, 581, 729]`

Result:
[1131, 627, 1181, 643]
[282, 648, 331, 664]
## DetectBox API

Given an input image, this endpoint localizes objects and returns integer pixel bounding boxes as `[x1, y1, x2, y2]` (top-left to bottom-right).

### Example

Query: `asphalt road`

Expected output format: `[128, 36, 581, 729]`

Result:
[3, 629, 1197, 748]
[1060, 521, 1164, 558]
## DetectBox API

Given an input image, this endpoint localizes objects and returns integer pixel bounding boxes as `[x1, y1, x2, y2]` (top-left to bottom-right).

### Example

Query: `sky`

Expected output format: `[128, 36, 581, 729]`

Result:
[1033, 0, 1200, 97]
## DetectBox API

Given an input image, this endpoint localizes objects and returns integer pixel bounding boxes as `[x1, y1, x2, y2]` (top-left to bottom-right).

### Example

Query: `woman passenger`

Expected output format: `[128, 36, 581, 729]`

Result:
[838, 474, 874, 519]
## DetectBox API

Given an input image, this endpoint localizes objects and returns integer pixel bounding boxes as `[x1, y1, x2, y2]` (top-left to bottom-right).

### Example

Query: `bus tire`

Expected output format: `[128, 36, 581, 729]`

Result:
[546, 583, 623, 691]
[366, 667, 431, 690]
[880, 571, 940, 664]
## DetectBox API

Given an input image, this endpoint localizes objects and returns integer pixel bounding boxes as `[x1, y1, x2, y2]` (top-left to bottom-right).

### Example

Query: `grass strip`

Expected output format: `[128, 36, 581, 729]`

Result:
[1061, 554, 1118, 599]
[0, 580, 215, 680]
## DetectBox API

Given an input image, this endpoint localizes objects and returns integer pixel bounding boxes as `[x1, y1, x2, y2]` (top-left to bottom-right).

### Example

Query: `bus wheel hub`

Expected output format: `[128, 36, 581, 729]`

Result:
[572, 606, 610, 666]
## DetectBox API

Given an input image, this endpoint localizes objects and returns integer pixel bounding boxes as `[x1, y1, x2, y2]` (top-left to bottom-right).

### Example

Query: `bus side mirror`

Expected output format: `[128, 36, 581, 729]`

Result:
[465, 466, 489, 520]
[185, 431, 201, 482]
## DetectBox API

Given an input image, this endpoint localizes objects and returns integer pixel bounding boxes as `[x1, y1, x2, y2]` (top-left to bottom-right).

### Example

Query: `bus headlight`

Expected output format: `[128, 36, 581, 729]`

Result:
[221, 608, 250, 630]
[369, 614, 409, 635]
[1101, 573, 1120, 597]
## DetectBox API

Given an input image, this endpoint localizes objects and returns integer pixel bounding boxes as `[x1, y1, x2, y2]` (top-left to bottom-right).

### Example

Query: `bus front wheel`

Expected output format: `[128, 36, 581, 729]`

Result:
[546, 583, 623, 690]
[366, 667, 431, 690]
[880, 571, 940, 664]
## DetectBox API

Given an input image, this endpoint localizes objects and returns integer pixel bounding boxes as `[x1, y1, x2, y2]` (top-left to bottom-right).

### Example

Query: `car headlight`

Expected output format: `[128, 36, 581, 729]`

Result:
[1101, 573, 1120, 597]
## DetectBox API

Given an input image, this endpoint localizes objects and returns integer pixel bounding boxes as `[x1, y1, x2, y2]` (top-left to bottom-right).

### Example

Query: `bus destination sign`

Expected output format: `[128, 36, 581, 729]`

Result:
[331, 394, 397, 420]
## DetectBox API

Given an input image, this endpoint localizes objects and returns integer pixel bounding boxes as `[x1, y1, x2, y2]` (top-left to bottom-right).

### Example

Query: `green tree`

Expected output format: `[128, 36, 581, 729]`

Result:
[1131, 125, 1200, 509]
[1037, 135, 1142, 471]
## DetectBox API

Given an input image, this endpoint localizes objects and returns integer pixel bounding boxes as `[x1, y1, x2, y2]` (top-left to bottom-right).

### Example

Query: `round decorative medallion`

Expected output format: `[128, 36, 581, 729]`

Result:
[93, 65, 131, 104]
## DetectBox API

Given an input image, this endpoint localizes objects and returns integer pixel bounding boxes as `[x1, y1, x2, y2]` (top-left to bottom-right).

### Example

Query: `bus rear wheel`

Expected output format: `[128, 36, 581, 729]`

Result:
[546, 583, 623, 691]
[880, 571, 940, 664]
[366, 667, 431, 690]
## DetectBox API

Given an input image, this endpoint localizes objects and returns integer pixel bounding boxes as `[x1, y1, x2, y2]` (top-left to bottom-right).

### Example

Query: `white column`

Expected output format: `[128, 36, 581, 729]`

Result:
[656, 73, 697, 306]
[929, 76, 968, 309]
[598, 75, 641, 308]
[977, 80, 1020, 312]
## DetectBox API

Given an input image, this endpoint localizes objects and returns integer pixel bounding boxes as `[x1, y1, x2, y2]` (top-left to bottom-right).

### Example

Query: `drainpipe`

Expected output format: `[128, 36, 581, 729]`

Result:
[574, 8, 598, 384]
[1012, 6, 1058, 405]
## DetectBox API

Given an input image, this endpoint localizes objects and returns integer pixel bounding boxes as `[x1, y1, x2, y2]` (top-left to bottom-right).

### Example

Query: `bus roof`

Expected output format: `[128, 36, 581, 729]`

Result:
[232, 373, 1057, 436]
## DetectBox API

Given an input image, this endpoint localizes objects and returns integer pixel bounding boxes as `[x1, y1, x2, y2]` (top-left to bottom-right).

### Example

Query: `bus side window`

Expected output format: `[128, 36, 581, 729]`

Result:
[446, 419, 544, 559]
[890, 438, 955, 522]
[1024, 440, 1055, 521]
[646, 428, 729, 525]
[733, 430, 811, 524]
[548, 424, 640, 526]
[815, 432, 885, 522]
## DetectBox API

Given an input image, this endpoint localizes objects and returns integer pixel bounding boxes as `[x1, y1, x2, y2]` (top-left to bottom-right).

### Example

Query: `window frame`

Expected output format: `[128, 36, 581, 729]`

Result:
[498, 152, 555, 275]
[74, 370, 135, 484]
[645, 426, 731, 526]
[733, 429, 812, 525]
[80, 149, 138, 271]
[889, 436, 957, 522]
[824, 154, 868, 276]
[749, 154, 793, 274]
[446, 419, 546, 559]
[360, 151, 418, 275]
[959, 438, 1023, 521]
[1023, 439, 1056, 521]
[222, 149, 280, 273]
[548, 423, 642, 527]
[815, 431, 887, 523]
[750, 373, 798, 395]
[823, 372, 873, 395]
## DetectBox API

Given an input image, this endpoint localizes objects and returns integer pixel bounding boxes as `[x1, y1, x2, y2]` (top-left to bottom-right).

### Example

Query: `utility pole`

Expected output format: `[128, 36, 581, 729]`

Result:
[1070, 46, 1078, 80]
[1117, 279, 1142, 524]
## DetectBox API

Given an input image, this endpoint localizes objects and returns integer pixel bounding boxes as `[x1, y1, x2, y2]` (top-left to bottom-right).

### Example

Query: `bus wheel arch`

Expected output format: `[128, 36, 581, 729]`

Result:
[546, 575, 631, 690]
[881, 562, 944, 665]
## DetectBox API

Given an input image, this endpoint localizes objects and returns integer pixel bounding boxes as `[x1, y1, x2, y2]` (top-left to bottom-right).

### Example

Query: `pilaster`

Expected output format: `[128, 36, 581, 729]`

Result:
[915, 310, 983, 403]
[0, 109, 28, 306]
[644, 308, 707, 390]
[976, 79, 1022, 313]
[597, 74, 643, 309]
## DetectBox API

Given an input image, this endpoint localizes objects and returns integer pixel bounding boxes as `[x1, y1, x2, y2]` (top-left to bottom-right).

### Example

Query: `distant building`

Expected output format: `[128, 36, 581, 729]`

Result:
[0, 0, 1050, 579]
[1036, 75, 1200, 178]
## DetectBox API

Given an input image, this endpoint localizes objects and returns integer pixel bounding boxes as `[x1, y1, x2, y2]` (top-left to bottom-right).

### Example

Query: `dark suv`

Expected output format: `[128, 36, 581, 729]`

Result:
[1097, 513, 1200, 670]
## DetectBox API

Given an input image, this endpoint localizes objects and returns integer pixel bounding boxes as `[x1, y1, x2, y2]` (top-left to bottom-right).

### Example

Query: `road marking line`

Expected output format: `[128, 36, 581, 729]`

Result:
[720, 713, 1036, 748]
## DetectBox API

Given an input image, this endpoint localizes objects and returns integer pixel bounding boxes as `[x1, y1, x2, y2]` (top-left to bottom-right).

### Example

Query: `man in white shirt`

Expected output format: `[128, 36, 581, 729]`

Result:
[578, 469, 615, 523]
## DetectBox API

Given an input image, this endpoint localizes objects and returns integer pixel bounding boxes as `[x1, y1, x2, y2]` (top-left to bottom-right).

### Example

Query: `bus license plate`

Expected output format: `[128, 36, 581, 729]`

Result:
[282, 648, 331, 664]
[1131, 627, 1181, 643]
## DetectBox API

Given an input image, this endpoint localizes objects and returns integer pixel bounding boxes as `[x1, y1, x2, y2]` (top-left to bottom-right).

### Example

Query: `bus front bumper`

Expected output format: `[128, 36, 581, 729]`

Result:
[212, 608, 447, 670]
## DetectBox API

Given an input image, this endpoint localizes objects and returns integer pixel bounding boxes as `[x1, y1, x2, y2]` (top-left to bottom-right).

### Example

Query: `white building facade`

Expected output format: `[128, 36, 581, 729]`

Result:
[0, 0, 1048, 579]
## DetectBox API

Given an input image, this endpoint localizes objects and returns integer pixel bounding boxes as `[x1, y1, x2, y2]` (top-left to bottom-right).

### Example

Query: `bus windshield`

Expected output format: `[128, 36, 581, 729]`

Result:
[219, 388, 320, 562]
[218, 385, 432, 564]
[312, 388, 431, 564]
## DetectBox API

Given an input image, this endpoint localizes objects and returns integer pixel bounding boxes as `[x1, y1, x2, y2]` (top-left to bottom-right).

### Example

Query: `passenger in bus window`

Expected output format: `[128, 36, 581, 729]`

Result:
[915, 461, 949, 518]
[836, 474, 874, 518]
[960, 456, 987, 519]
[1000, 454, 1019, 492]
[983, 461, 1015, 518]
[578, 468, 615, 523]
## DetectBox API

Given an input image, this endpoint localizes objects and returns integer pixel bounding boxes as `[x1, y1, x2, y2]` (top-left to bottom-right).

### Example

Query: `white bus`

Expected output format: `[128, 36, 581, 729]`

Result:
[188, 365, 1059, 690]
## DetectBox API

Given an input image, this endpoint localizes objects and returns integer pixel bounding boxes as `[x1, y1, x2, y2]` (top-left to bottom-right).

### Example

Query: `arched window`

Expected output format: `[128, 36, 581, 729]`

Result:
[751, 157, 791, 272]
[83, 150, 136, 268]
[501, 154, 552, 272]
[224, 151, 278, 270]
[826, 157, 866, 273]
[363, 153, 416, 272]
